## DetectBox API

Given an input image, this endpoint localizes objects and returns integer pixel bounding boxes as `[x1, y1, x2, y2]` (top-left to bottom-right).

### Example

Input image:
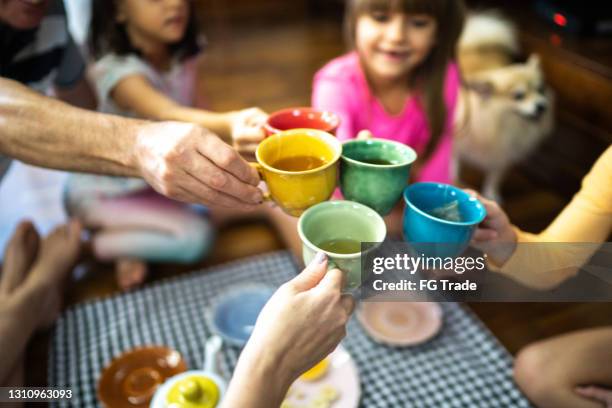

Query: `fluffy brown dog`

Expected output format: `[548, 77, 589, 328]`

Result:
[454, 13, 554, 202]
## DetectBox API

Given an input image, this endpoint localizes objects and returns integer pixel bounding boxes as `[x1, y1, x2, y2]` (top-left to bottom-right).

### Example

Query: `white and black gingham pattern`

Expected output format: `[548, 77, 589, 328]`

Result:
[49, 251, 531, 407]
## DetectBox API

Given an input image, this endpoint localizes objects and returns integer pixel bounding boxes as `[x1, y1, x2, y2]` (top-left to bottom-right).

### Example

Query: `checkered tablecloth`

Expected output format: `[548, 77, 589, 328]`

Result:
[49, 251, 531, 407]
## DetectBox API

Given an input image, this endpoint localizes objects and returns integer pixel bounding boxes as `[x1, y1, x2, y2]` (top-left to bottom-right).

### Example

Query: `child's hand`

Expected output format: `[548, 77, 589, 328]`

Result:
[465, 189, 518, 266]
[230, 107, 268, 154]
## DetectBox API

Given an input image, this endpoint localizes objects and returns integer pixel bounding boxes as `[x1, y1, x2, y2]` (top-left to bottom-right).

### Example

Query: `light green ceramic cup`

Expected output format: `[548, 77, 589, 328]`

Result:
[297, 200, 387, 290]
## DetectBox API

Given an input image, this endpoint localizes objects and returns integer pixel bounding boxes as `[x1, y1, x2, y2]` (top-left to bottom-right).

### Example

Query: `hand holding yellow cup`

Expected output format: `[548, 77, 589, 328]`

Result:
[252, 128, 341, 216]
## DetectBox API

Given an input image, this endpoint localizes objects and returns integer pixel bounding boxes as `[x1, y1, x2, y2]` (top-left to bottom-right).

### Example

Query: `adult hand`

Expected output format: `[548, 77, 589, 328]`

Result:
[223, 252, 355, 408]
[133, 121, 263, 209]
[465, 189, 518, 266]
[249, 252, 354, 378]
[230, 107, 268, 155]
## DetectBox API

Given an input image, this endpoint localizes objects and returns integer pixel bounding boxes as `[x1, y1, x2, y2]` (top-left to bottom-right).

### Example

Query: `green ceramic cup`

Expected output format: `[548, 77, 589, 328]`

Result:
[340, 136, 417, 215]
[298, 200, 387, 290]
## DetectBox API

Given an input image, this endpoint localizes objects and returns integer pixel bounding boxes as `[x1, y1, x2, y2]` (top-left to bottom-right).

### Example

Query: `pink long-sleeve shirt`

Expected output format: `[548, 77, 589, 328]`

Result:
[312, 52, 459, 183]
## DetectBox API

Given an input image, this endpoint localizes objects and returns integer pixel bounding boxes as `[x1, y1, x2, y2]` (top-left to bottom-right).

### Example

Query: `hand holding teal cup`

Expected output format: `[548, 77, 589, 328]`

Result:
[340, 132, 417, 215]
[403, 183, 486, 258]
[298, 200, 387, 290]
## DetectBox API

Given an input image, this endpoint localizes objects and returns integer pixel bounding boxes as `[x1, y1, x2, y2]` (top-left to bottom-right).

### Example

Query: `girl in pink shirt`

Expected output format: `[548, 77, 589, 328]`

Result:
[313, 0, 465, 184]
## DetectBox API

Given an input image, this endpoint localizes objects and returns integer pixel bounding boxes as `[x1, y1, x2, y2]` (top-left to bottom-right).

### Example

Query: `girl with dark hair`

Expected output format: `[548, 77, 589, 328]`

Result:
[86, 0, 265, 150]
[313, 0, 465, 184]
[65, 0, 268, 290]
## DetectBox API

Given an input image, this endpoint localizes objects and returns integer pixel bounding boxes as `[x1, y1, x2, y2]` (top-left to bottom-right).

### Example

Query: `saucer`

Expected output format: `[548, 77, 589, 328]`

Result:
[210, 285, 274, 347]
[283, 345, 360, 408]
[358, 300, 443, 346]
[97, 346, 187, 408]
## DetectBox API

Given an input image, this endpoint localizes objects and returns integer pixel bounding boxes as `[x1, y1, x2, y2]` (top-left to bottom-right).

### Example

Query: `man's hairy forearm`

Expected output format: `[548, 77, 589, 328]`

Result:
[0, 78, 143, 177]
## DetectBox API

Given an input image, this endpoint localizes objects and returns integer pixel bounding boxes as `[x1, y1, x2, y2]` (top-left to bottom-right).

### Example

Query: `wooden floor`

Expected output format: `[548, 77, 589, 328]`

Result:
[24, 16, 611, 388]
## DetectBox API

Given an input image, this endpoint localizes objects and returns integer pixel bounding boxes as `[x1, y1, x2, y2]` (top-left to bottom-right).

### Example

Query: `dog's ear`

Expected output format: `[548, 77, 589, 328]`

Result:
[527, 54, 541, 69]
[465, 80, 494, 99]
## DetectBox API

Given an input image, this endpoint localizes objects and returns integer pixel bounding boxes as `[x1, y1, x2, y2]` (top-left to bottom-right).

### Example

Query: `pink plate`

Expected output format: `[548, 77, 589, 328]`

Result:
[358, 300, 443, 346]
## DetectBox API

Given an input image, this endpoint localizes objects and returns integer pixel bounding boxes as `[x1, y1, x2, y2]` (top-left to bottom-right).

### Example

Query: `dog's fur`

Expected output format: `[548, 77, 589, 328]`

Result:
[454, 12, 554, 202]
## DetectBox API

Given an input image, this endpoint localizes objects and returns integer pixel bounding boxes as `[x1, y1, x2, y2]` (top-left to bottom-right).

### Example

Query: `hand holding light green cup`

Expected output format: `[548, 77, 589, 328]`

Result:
[298, 200, 387, 290]
[340, 130, 417, 215]
[251, 128, 342, 216]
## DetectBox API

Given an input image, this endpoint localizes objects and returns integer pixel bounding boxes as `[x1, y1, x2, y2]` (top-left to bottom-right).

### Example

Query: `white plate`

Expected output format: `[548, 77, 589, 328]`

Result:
[282, 345, 360, 408]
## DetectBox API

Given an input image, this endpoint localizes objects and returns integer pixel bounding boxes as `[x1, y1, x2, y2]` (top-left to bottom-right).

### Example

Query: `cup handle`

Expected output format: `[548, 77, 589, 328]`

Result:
[356, 130, 374, 140]
[325, 260, 357, 295]
[203, 335, 223, 374]
[249, 162, 272, 201]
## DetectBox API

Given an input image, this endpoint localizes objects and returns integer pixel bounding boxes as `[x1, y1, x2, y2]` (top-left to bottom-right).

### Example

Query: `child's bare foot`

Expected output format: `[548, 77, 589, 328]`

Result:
[115, 259, 148, 291]
[0, 221, 39, 390]
[26, 220, 82, 329]
[1, 221, 39, 296]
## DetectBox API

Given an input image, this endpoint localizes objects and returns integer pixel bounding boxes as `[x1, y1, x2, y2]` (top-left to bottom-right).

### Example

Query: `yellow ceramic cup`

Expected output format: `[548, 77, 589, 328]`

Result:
[253, 128, 342, 216]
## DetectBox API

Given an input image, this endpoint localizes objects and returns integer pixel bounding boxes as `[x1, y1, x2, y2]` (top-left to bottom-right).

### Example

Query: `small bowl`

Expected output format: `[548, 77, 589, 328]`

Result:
[97, 346, 187, 408]
[264, 107, 340, 136]
[210, 285, 274, 347]
[358, 300, 443, 346]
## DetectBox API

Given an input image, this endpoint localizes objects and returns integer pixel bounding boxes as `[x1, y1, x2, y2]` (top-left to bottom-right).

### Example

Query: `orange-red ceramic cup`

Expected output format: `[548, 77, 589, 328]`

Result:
[264, 107, 340, 136]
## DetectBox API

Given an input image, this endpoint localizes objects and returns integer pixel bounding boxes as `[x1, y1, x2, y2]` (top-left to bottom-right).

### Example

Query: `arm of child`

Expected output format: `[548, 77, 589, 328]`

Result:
[470, 192, 597, 289]
[468, 146, 612, 289]
[111, 75, 266, 153]
[111, 74, 230, 136]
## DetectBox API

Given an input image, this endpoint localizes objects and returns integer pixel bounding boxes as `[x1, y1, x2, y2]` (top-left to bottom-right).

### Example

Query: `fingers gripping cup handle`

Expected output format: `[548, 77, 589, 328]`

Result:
[325, 261, 355, 295]
[249, 162, 272, 201]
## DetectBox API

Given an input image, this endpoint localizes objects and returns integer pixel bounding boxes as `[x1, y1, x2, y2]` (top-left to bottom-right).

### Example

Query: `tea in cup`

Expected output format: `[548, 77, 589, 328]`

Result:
[253, 128, 341, 216]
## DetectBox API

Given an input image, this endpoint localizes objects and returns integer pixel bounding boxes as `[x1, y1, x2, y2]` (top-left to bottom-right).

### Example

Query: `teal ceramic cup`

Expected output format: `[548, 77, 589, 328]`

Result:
[298, 200, 387, 290]
[340, 137, 417, 215]
[403, 183, 487, 257]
